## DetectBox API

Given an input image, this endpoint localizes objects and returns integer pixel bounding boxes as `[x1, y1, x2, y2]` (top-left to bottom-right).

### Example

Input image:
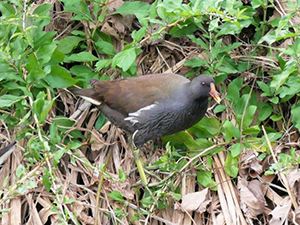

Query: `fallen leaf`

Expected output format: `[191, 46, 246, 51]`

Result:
[239, 178, 266, 218]
[180, 188, 211, 213]
[90, 128, 105, 150]
[269, 197, 291, 225]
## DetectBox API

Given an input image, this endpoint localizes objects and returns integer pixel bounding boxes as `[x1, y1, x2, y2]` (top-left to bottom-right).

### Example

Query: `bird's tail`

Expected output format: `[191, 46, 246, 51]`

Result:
[71, 88, 102, 105]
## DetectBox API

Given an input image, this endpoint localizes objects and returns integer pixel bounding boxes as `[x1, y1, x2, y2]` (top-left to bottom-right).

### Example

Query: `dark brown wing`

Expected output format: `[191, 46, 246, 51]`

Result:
[90, 73, 189, 114]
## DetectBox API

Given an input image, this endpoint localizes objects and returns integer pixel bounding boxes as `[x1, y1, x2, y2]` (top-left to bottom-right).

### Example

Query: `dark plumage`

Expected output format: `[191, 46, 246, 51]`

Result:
[0, 141, 16, 165]
[71, 73, 220, 147]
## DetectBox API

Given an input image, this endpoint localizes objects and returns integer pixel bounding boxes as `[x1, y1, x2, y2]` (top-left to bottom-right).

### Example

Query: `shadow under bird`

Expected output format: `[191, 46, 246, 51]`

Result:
[71, 73, 221, 185]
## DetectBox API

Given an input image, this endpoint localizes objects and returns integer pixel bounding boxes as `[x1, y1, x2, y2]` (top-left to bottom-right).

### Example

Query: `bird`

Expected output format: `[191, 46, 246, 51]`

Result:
[71, 73, 221, 185]
[0, 141, 16, 165]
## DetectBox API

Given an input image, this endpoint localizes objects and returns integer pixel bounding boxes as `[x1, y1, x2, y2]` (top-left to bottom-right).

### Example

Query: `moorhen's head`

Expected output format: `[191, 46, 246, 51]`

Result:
[189, 75, 221, 103]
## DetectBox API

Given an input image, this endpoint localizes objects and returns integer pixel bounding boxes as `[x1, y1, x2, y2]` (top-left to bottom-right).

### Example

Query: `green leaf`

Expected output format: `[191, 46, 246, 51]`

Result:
[257, 81, 272, 96]
[44, 65, 76, 88]
[258, 104, 272, 121]
[195, 118, 220, 135]
[231, 143, 242, 157]
[70, 65, 98, 84]
[0, 2, 15, 16]
[224, 154, 239, 177]
[132, 27, 147, 42]
[42, 167, 52, 191]
[214, 105, 227, 113]
[114, 2, 150, 26]
[36, 44, 57, 65]
[108, 191, 125, 202]
[61, 0, 93, 22]
[112, 48, 136, 71]
[184, 57, 207, 68]
[95, 59, 111, 71]
[95, 40, 116, 56]
[33, 3, 52, 16]
[242, 105, 257, 128]
[68, 52, 99, 62]
[291, 103, 300, 131]
[16, 164, 26, 178]
[243, 125, 261, 135]
[0, 95, 25, 108]
[270, 114, 282, 121]
[53, 148, 68, 166]
[222, 120, 236, 142]
[26, 53, 46, 82]
[271, 62, 297, 90]
[140, 196, 153, 207]
[57, 36, 83, 54]
[163, 131, 201, 150]
[211, 39, 222, 60]
[32, 92, 54, 124]
[197, 170, 216, 188]
[226, 82, 240, 102]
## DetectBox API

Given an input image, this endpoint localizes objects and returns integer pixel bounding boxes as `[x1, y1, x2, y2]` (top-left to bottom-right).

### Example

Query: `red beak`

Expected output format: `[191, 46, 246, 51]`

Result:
[209, 83, 221, 104]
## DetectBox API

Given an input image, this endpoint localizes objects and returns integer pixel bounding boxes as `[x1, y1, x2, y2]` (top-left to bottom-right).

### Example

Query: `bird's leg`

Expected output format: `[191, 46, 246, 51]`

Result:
[132, 147, 148, 186]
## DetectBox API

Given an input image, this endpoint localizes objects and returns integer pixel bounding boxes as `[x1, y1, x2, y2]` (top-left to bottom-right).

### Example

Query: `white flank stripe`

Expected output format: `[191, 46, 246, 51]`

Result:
[80, 96, 101, 105]
[0, 148, 14, 165]
[124, 102, 158, 125]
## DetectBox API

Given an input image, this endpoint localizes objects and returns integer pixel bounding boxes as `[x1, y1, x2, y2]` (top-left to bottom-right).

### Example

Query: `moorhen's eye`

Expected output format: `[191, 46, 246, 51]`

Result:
[201, 82, 206, 86]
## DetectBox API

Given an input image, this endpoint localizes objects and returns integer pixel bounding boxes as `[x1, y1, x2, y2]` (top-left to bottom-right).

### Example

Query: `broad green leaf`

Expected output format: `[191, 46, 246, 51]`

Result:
[57, 36, 83, 54]
[242, 105, 257, 128]
[258, 104, 272, 121]
[16, 164, 26, 178]
[95, 59, 111, 71]
[62, 0, 93, 22]
[112, 48, 136, 71]
[33, 3, 52, 16]
[251, 0, 267, 8]
[95, 40, 116, 56]
[68, 52, 99, 62]
[32, 92, 54, 124]
[108, 191, 125, 202]
[291, 103, 300, 131]
[170, 23, 198, 37]
[271, 62, 297, 90]
[257, 81, 272, 96]
[70, 65, 98, 84]
[214, 105, 227, 114]
[243, 125, 260, 135]
[270, 115, 282, 121]
[0, 2, 15, 16]
[44, 65, 76, 88]
[211, 39, 222, 60]
[0, 95, 25, 108]
[162, 131, 201, 150]
[36, 44, 57, 65]
[226, 82, 240, 101]
[224, 154, 239, 177]
[231, 143, 243, 157]
[140, 196, 153, 207]
[222, 120, 236, 142]
[184, 57, 207, 68]
[26, 53, 46, 82]
[194, 117, 220, 135]
[197, 170, 216, 188]
[132, 27, 147, 42]
[114, 2, 150, 26]
[53, 148, 68, 166]
[42, 167, 52, 191]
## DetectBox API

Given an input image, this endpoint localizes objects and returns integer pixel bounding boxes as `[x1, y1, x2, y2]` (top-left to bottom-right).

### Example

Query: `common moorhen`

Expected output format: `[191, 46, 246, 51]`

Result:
[72, 73, 221, 185]
[0, 141, 16, 165]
